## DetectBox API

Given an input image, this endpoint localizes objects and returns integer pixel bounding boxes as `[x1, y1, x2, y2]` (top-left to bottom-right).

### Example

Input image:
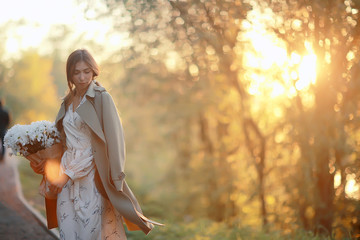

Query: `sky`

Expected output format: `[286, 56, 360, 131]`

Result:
[0, 0, 129, 59]
[0, 0, 79, 24]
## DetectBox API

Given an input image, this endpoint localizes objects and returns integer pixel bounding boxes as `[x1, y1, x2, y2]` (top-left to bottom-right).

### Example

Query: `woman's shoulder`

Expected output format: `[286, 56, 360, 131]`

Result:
[93, 81, 117, 103]
[94, 85, 115, 105]
[94, 84, 111, 100]
[94, 84, 106, 93]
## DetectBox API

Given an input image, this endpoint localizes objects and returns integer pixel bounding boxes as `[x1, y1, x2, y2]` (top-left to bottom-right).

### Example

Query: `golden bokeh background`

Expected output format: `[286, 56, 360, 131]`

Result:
[1, 0, 360, 239]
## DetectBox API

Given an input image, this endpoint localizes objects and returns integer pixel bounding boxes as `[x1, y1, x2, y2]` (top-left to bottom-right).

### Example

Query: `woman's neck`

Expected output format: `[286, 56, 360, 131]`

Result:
[75, 89, 87, 98]
[74, 86, 90, 99]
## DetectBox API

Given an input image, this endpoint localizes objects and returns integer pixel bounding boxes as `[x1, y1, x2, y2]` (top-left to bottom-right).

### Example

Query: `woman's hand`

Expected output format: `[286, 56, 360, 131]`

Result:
[29, 160, 46, 175]
[48, 173, 70, 194]
[26, 153, 45, 174]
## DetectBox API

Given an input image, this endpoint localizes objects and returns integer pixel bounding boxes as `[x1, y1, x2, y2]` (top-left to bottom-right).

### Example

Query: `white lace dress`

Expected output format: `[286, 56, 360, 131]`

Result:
[57, 97, 126, 240]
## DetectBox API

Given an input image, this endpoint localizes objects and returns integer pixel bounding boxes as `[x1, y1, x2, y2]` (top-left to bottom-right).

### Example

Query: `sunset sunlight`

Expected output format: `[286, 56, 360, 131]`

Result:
[334, 171, 359, 200]
[1, 0, 128, 59]
[346, 173, 360, 199]
[244, 32, 318, 98]
[241, 5, 318, 100]
[296, 53, 317, 91]
[2, 0, 360, 238]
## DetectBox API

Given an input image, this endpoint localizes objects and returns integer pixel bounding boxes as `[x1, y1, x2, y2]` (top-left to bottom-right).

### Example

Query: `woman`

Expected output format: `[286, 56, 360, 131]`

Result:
[48, 49, 154, 239]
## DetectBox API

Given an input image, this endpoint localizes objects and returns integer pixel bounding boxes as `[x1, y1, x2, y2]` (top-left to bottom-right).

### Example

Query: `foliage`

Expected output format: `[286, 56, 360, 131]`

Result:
[1, 0, 360, 239]
[1, 51, 60, 124]
[96, 0, 360, 238]
[262, 0, 360, 236]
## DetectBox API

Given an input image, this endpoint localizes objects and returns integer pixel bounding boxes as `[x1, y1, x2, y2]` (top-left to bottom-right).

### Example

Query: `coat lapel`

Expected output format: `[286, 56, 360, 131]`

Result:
[76, 99, 106, 142]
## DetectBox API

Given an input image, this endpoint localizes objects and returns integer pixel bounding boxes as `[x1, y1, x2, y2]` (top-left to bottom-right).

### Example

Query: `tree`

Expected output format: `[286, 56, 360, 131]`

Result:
[3, 51, 60, 123]
[81, 0, 360, 237]
[95, 0, 277, 226]
[264, 0, 360, 235]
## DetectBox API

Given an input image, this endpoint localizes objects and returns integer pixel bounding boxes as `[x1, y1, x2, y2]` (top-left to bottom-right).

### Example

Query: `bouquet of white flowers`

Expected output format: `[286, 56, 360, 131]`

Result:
[4, 120, 63, 199]
[4, 120, 61, 156]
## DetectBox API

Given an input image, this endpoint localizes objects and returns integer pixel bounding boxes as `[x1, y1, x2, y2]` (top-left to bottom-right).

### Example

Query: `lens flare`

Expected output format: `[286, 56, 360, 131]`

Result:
[45, 159, 60, 183]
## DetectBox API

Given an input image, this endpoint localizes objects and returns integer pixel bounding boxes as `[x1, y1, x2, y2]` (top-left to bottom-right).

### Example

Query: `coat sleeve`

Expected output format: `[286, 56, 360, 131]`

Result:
[102, 91, 126, 192]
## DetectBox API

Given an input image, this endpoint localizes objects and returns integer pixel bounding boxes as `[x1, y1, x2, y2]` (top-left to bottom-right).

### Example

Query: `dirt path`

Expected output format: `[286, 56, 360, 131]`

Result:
[0, 152, 59, 239]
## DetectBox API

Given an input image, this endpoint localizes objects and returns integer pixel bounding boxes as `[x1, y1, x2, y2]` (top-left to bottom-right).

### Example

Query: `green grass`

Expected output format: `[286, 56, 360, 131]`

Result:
[17, 157, 46, 217]
[124, 219, 332, 240]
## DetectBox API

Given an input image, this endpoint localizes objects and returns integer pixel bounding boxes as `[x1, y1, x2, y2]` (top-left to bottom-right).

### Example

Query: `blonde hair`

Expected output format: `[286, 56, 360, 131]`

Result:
[64, 49, 99, 109]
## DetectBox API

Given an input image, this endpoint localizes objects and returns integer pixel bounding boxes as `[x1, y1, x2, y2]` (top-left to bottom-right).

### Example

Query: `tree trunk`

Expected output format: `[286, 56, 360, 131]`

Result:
[313, 73, 335, 235]
[314, 147, 334, 235]
[199, 112, 224, 221]
[243, 118, 268, 228]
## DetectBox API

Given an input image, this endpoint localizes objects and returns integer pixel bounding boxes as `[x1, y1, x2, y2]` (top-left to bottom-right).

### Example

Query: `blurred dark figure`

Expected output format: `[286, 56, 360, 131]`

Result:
[0, 100, 10, 161]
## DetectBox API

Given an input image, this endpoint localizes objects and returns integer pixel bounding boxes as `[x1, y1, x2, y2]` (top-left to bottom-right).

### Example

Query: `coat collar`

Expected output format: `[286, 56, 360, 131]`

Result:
[83, 80, 97, 98]
[55, 80, 105, 142]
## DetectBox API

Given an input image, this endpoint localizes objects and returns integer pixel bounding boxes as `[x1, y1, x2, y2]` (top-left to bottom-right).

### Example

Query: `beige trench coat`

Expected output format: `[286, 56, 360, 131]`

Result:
[54, 81, 154, 234]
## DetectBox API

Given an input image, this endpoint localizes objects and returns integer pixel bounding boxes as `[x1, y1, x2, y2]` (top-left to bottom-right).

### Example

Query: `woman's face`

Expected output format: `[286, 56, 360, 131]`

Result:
[72, 61, 94, 93]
